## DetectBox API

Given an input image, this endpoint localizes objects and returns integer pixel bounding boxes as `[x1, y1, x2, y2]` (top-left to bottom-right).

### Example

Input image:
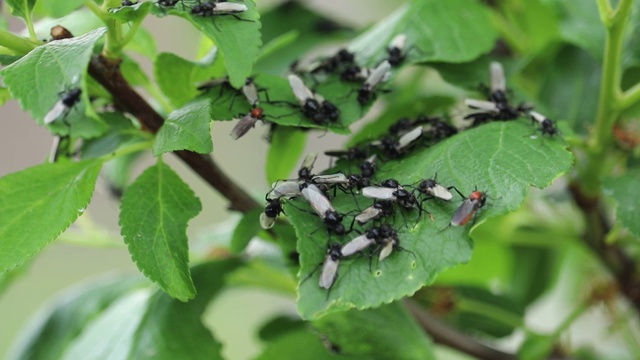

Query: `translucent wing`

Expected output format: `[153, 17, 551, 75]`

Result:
[397, 126, 423, 149]
[365, 60, 391, 88]
[288, 74, 314, 104]
[300, 153, 317, 173]
[341, 234, 375, 256]
[260, 212, 276, 229]
[242, 81, 259, 106]
[319, 256, 339, 289]
[230, 113, 259, 140]
[378, 239, 394, 261]
[312, 173, 348, 184]
[213, 2, 247, 13]
[465, 99, 499, 112]
[431, 184, 453, 201]
[451, 198, 478, 226]
[389, 33, 407, 51]
[362, 187, 397, 201]
[490, 61, 506, 93]
[268, 180, 302, 200]
[301, 184, 335, 217]
[529, 111, 546, 124]
[355, 206, 381, 224]
[44, 101, 67, 124]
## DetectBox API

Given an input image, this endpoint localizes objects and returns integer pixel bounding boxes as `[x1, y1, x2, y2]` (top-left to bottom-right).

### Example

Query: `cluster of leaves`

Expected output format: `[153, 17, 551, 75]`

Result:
[0, 0, 639, 359]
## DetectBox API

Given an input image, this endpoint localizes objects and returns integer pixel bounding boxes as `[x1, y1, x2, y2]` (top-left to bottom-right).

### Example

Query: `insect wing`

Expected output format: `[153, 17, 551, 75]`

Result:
[213, 2, 247, 13]
[365, 60, 391, 88]
[389, 33, 407, 51]
[341, 234, 375, 257]
[378, 239, 394, 261]
[242, 81, 259, 106]
[465, 99, 499, 112]
[44, 101, 67, 124]
[490, 61, 506, 93]
[431, 184, 453, 201]
[529, 111, 547, 124]
[301, 153, 318, 172]
[355, 206, 381, 224]
[287, 74, 314, 104]
[451, 198, 479, 226]
[268, 180, 302, 199]
[397, 126, 423, 149]
[260, 212, 276, 229]
[312, 173, 348, 184]
[230, 113, 259, 140]
[319, 255, 339, 289]
[301, 184, 335, 217]
[362, 187, 397, 201]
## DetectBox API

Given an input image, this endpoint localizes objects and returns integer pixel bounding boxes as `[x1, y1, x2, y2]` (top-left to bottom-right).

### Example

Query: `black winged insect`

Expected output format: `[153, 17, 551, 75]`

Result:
[44, 86, 82, 126]
[357, 60, 391, 105]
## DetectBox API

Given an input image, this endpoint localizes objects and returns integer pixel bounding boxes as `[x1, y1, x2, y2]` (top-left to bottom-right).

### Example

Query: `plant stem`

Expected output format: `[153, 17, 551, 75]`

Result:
[84, 1, 109, 22]
[405, 299, 517, 360]
[24, 11, 37, 42]
[580, 0, 634, 196]
[0, 29, 38, 54]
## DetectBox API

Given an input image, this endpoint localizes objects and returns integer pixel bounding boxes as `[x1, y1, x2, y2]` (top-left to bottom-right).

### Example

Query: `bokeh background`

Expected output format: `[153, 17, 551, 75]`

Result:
[0, 1, 403, 358]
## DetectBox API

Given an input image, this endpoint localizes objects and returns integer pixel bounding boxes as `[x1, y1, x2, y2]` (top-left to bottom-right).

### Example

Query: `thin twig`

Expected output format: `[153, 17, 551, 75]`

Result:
[569, 182, 640, 313]
[404, 299, 517, 360]
[86, 51, 259, 213]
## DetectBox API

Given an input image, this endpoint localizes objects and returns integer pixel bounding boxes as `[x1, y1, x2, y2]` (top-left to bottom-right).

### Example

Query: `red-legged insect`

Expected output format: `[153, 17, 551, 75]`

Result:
[450, 190, 487, 226]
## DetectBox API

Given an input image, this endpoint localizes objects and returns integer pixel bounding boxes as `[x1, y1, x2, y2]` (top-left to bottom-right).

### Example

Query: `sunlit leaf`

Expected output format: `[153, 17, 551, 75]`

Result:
[292, 122, 573, 319]
[0, 160, 103, 273]
[120, 160, 202, 301]
[604, 169, 640, 238]
[153, 97, 213, 155]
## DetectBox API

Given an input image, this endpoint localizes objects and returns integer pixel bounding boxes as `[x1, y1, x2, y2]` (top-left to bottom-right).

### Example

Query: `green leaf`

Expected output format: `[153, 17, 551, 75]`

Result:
[0, 159, 103, 273]
[348, 94, 456, 146]
[494, 0, 561, 54]
[60, 289, 154, 360]
[127, 26, 157, 59]
[518, 332, 555, 360]
[254, 1, 354, 75]
[603, 169, 640, 238]
[126, 260, 240, 360]
[153, 0, 262, 88]
[257, 315, 306, 342]
[10, 275, 146, 360]
[152, 97, 213, 155]
[266, 127, 307, 184]
[536, 45, 601, 134]
[349, 0, 498, 66]
[1, 28, 108, 138]
[226, 260, 297, 296]
[314, 302, 435, 360]
[120, 160, 202, 301]
[81, 112, 148, 159]
[121, 56, 153, 87]
[255, 328, 337, 360]
[208, 73, 365, 134]
[0, 87, 11, 107]
[230, 208, 262, 254]
[429, 286, 524, 338]
[555, 0, 603, 60]
[33, 0, 84, 19]
[108, 2, 152, 22]
[293, 122, 573, 319]
[154, 52, 217, 107]
[7, 0, 37, 23]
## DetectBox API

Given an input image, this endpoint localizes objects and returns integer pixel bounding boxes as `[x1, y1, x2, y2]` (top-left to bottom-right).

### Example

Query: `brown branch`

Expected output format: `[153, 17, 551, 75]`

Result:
[569, 181, 640, 313]
[404, 299, 517, 360]
[85, 45, 259, 213]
